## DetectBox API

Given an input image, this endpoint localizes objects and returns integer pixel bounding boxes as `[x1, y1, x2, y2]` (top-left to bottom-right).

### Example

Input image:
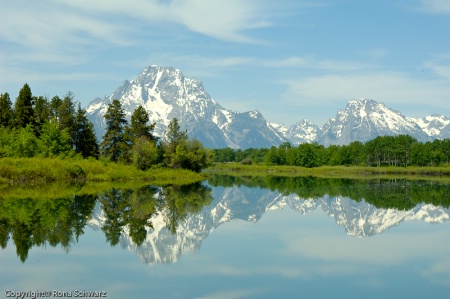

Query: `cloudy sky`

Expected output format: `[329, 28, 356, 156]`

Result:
[1, 0, 449, 126]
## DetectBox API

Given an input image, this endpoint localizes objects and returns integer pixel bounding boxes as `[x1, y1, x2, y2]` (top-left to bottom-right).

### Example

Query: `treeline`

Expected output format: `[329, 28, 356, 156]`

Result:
[0, 84, 210, 172]
[212, 136, 450, 167]
[0, 84, 98, 159]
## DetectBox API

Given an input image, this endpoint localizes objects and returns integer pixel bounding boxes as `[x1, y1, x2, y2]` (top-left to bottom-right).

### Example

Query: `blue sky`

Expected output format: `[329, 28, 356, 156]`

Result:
[1, 0, 449, 126]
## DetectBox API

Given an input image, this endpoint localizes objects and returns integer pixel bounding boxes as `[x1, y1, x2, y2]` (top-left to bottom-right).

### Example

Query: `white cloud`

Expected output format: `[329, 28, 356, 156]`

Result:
[50, 0, 271, 43]
[419, 0, 450, 14]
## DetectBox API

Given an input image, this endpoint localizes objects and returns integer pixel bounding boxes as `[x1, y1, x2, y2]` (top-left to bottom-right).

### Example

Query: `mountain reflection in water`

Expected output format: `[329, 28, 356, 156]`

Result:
[1, 176, 449, 264]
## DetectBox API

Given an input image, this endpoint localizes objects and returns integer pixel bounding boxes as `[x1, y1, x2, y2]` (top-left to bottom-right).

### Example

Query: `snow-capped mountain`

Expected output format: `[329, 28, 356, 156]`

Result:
[88, 183, 450, 266]
[86, 65, 287, 149]
[85, 65, 449, 147]
[284, 119, 319, 144]
[408, 114, 450, 139]
[316, 99, 430, 146]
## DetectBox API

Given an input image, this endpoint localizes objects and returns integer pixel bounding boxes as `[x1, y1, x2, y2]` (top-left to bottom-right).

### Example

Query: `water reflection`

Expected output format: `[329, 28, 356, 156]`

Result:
[0, 183, 213, 263]
[1, 176, 450, 264]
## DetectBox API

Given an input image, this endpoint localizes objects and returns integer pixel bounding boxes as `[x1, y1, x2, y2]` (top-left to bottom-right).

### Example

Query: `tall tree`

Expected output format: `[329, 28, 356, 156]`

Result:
[0, 92, 14, 128]
[33, 96, 50, 135]
[74, 103, 99, 158]
[15, 83, 34, 128]
[100, 99, 129, 162]
[49, 95, 62, 121]
[161, 118, 188, 167]
[58, 92, 77, 148]
[125, 105, 156, 144]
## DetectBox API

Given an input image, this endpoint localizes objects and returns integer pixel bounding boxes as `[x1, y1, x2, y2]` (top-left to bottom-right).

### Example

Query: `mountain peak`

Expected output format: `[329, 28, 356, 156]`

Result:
[85, 65, 287, 149]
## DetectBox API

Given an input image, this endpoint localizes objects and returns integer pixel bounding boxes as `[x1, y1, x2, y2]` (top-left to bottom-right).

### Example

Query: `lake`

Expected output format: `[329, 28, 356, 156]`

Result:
[1, 176, 450, 299]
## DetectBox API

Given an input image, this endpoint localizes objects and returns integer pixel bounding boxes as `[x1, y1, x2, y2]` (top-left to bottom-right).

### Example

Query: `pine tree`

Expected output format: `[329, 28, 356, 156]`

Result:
[161, 118, 188, 167]
[0, 92, 14, 128]
[58, 92, 77, 148]
[125, 105, 156, 144]
[49, 95, 62, 121]
[100, 99, 129, 162]
[164, 118, 187, 153]
[74, 104, 99, 158]
[15, 83, 34, 128]
[33, 96, 50, 135]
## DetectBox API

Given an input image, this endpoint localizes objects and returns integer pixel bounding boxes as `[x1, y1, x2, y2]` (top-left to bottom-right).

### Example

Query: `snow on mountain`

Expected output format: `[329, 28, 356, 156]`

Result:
[407, 114, 450, 139]
[85, 65, 449, 147]
[284, 119, 320, 145]
[317, 98, 430, 146]
[85, 65, 287, 149]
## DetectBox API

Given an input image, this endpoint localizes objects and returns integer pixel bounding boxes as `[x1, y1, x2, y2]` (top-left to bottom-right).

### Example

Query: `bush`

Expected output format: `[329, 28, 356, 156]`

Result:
[67, 164, 86, 180]
[241, 158, 253, 165]
[132, 137, 159, 171]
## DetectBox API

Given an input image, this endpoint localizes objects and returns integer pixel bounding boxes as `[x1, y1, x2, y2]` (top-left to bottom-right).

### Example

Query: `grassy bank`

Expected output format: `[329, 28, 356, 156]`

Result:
[0, 157, 206, 185]
[207, 162, 450, 180]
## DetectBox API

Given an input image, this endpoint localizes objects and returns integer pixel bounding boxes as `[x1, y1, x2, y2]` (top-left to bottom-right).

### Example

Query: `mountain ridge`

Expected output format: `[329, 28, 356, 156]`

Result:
[85, 65, 450, 148]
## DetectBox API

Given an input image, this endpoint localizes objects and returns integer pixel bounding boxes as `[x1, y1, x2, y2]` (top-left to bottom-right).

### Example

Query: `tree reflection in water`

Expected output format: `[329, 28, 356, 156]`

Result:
[1, 177, 450, 262]
[0, 182, 213, 261]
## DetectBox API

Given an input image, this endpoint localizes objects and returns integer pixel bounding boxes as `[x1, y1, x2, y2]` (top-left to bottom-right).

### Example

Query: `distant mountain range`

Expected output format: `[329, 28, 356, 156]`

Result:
[86, 65, 450, 148]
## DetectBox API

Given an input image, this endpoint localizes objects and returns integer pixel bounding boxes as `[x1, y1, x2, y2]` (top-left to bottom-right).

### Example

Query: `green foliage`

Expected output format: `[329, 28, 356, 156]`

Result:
[159, 119, 211, 172]
[74, 104, 99, 158]
[213, 135, 450, 168]
[100, 99, 129, 162]
[14, 83, 34, 128]
[57, 92, 77, 147]
[169, 139, 212, 172]
[161, 118, 188, 164]
[0, 157, 205, 184]
[49, 95, 62, 120]
[33, 96, 50, 135]
[0, 92, 14, 128]
[125, 105, 156, 143]
[11, 125, 42, 158]
[132, 137, 159, 170]
[39, 121, 72, 157]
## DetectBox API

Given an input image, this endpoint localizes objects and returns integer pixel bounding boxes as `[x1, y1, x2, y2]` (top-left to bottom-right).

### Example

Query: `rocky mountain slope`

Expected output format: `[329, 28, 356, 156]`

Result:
[85, 65, 449, 148]
[86, 65, 287, 149]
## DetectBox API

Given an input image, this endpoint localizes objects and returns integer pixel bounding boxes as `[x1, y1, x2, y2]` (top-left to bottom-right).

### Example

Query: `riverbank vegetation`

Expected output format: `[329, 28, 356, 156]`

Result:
[0, 84, 211, 185]
[0, 157, 206, 185]
[212, 135, 450, 168]
[207, 163, 450, 181]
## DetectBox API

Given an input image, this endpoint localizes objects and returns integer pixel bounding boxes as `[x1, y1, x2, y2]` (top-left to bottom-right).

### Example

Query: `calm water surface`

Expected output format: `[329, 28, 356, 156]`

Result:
[1, 176, 450, 299]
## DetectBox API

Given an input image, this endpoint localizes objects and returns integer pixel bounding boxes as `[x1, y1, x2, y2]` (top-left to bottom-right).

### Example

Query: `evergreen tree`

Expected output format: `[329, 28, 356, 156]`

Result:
[161, 118, 188, 167]
[58, 92, 77, 148]
[125, 105, 156, 144]
[33, 96, 50, 135]
[0, 92, 14, 128]
[49, 95, 62, 121]
[15, 83, 34, 128]
[74, 104, 99, 158]
[100, 99, 129, 162]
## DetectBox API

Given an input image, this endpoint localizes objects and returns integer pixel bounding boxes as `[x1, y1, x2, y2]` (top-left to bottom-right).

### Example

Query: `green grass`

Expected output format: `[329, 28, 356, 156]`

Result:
[0, 157, 205, 185]
[206, 162, 450, 181]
